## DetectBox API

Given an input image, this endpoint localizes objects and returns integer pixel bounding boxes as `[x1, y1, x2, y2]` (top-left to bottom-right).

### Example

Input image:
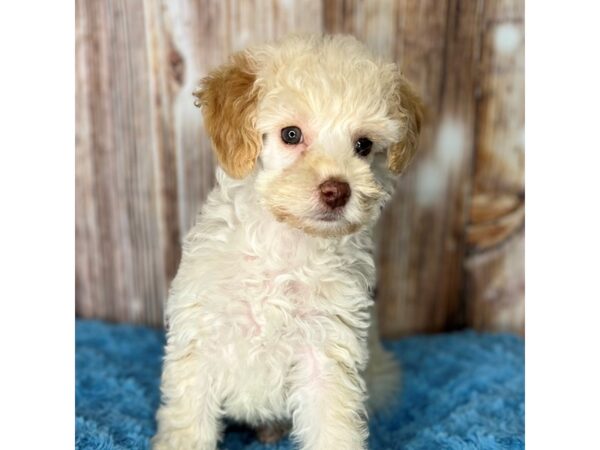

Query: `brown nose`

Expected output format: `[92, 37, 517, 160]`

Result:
[319, 179, 351, 209]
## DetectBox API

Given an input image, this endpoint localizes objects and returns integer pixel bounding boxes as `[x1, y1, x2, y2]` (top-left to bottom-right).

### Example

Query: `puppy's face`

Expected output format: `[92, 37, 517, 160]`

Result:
[196, 35, 423, 238]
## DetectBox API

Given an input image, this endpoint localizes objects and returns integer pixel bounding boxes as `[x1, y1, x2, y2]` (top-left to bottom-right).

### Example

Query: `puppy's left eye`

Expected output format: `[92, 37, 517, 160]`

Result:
[281, 126, 303, 145]
[354, 137, 373, 157]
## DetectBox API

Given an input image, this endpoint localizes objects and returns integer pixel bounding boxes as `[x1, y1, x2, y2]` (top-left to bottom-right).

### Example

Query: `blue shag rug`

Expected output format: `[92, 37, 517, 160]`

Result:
[76, 320, 524, 449]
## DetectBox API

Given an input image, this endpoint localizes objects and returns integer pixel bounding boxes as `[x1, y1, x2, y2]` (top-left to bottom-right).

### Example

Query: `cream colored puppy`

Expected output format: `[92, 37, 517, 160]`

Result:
[153, 34, 423, 450]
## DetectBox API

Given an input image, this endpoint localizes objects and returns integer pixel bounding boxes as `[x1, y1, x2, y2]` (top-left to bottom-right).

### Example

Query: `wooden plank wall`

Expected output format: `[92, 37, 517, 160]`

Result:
[76, 0, 524, 337]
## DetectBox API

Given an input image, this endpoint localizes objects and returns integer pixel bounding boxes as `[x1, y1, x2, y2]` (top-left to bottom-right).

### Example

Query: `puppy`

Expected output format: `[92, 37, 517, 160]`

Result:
[153, 34, 423, 450]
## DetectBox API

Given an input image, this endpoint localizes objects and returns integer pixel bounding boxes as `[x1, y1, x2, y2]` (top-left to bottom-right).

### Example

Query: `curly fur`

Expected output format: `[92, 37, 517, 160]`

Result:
[154, 34, 423, 450]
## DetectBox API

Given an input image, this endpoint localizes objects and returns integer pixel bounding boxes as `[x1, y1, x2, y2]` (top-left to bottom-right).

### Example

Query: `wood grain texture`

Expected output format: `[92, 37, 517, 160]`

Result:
[464, 0, 525, 334]
[76, 0, 166, 325]
[374, 0, 486, 337]
[76, 0, 525, 336]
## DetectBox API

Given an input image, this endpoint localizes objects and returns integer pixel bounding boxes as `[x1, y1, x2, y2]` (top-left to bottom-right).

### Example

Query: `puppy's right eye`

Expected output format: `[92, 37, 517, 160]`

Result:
[281, 126, 303, 145]
[354, 137, 373, 157]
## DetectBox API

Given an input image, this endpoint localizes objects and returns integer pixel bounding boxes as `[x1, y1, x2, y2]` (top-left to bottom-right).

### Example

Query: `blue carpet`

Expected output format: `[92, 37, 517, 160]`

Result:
[75, 320, 524, 449]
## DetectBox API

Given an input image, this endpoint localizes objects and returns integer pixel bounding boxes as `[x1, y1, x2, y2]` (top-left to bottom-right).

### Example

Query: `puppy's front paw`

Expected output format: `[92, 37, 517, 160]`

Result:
[256, 422, 291, 444]
[151, 430, 216, 450]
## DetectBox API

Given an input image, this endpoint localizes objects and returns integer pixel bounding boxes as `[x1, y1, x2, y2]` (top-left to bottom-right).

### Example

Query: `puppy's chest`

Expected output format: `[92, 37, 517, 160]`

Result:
[227, 260, 321, 337]
[221, 243, 368, 344]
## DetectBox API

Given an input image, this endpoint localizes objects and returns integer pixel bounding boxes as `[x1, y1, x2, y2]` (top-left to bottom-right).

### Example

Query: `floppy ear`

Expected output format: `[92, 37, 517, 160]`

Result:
[194, 51, 261, 179]
[387, 74, 425, 174]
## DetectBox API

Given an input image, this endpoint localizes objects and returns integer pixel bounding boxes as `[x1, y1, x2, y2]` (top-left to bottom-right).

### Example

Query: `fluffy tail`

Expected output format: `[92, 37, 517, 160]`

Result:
[364, 337, 402, 412]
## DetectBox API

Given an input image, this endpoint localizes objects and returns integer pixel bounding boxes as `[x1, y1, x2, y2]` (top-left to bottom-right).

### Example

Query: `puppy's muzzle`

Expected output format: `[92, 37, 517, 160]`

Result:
[319, 179, 351, 209]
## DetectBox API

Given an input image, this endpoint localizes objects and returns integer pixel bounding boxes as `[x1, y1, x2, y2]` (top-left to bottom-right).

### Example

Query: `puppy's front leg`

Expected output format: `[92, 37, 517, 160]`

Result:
[152, 341, 222, 450]
[289, 347, 368, 450]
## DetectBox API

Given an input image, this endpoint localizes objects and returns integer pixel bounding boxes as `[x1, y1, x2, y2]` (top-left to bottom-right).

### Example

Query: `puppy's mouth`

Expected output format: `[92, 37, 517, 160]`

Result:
[315, 208, 345, 222]
[268, 204, 360, 237]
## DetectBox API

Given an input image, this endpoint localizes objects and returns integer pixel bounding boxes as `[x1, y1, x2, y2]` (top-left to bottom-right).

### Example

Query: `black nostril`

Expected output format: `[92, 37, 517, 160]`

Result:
[319, 179, 351, 209]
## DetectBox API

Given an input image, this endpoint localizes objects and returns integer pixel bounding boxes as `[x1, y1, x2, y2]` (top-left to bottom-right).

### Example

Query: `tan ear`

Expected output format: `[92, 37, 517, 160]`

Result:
[194, 51, 261, 179]
[388, 74, 425, 174]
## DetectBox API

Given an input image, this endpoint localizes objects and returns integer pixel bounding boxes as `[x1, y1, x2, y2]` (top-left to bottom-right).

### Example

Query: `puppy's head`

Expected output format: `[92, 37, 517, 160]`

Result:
[195, 35, 423, 238]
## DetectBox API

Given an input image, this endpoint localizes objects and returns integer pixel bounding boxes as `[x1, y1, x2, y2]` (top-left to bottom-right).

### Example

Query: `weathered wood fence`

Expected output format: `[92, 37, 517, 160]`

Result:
[76, 0, 524, 337]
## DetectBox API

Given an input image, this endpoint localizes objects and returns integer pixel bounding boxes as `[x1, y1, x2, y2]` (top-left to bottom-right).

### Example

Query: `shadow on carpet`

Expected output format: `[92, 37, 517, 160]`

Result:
[75, 320, 524, 449]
